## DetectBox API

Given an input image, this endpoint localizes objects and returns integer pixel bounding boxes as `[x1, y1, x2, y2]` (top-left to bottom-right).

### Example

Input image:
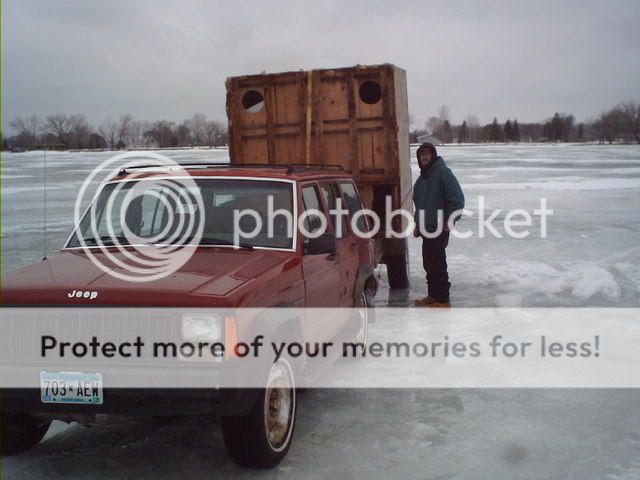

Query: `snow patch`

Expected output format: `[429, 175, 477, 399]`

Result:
[614, 263, 640, 293]
[480, 262, 565, 295]
[494, 293, 524, 307]
[567, 265, 621, 300]
[460, 259, 621, 301]
[410, 422, 438, 441]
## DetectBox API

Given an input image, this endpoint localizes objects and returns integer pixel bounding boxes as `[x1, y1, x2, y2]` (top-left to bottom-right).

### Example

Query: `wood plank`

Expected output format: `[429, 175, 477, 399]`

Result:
[225, 64, 411, 210]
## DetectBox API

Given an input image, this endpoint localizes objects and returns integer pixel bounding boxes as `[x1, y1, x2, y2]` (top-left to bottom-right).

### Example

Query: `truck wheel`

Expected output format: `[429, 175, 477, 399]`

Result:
[221, 359, 296, 468]
[355, 290, 369, 347]
[386, 254, 409, 289]
[1, 413, 51, 456]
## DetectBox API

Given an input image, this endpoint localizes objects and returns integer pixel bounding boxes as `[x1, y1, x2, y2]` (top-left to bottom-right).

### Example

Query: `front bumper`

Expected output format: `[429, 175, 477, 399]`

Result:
[0, 387, 261, 417]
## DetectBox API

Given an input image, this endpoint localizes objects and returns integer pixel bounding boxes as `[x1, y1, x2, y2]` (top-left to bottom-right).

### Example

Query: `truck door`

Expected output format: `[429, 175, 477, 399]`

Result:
[300, 184, 340, 309]
[320, 182, 359, 307]
[338, 181, 374, 300]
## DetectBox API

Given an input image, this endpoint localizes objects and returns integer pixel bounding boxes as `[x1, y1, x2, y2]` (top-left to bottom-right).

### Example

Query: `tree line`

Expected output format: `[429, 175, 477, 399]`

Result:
[3, 99, 639, 152]
[3, 113, 228, 151]
[410, 100, 640, 145]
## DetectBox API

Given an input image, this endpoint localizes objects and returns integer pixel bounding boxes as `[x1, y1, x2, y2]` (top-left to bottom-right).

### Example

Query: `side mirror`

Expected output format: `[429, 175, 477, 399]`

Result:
[305, 232, 336, 255]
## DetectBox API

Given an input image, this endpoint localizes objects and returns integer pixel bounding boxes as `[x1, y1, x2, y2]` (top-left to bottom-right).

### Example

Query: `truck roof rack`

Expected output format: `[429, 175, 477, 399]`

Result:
[283, 164, 344, 174]
[117, 163, 345, 176]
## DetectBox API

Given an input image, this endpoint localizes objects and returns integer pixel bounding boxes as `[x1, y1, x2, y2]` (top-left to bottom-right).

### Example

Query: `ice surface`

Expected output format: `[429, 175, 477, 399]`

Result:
[2, 144, 640, 478]
[3, 144, 640, 308]
[3, 390, 640, 480]
[463, 178, 640, 190]
[615, 263, 640, 293]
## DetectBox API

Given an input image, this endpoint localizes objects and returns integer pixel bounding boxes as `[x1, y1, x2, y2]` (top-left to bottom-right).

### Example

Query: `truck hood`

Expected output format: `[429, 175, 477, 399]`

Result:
[1, 248, 297, 307]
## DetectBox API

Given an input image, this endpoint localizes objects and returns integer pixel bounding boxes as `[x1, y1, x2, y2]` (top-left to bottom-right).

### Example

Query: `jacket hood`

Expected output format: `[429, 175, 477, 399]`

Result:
[416, 142, 438, 159]
[417, 142, 439, 172]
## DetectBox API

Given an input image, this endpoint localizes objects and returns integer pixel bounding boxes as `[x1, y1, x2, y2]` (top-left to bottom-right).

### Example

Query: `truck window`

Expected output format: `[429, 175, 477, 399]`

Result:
[67, 179, 294, 250]
[339, 182, 368, 233]
[320, 183, 347, 238]
[139, 189, 170, 237]
[301, 185, 325, 235]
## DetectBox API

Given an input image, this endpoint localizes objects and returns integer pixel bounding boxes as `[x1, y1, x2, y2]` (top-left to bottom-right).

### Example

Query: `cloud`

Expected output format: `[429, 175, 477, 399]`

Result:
[2, 0, 639, 131]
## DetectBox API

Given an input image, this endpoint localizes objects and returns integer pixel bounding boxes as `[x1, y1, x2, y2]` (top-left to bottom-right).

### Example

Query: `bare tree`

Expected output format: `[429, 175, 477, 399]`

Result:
[561, 114, 575, 142]
[489, 117, 501, 142]
[458, 121, 468, 144]
[437, 105, 450, 123]
[594, 110, 622, 144]
[117, 114, 134, 148]
[41, 113, 91, 149]
[190, 113, 207, 146]
[618, 101, 640, 143]
[9, 115, 39, 148]
[127, 120, 150, 148]
[67, 114, 91, 148]
[176, 121, 191, 146]
[504, 120, 513, 142]
[425, 117, 440, 137]
[144, 121, 177, 148]
[442, 120, 453, 144]
[465, 114, 481, 143]
[424, 106, 451, 141]
[512, 119, 521, 142]
[204, 120, 225, 147]
[10, 115, 39, 138]
[99, 117, 118, 149]
[44, 113, 71, 146]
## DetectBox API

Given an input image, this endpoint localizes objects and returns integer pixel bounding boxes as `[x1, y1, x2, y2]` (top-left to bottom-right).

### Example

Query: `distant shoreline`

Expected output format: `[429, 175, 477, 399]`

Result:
[3, 143, 640, 156]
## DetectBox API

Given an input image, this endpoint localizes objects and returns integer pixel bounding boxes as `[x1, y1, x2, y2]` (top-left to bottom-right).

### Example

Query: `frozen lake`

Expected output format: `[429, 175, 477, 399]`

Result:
[2, 144, 640, 478]
[3, 144, 640, 307]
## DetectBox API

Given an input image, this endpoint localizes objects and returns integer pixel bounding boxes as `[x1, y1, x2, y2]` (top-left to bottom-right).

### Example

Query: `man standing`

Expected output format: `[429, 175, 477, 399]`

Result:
[413, 142, 465, 308]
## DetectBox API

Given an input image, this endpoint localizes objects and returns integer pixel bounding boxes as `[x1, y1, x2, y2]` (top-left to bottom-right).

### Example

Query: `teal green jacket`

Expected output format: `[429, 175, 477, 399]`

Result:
[413, 157, 465, 232]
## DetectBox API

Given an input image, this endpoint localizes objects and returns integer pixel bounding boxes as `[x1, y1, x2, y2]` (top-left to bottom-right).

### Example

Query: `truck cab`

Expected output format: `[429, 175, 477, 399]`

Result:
[1, 163, 378, 468]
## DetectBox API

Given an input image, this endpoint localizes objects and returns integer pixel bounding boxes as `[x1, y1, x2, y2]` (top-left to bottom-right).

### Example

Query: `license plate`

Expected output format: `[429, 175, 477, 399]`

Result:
[40, 371, 103, 405]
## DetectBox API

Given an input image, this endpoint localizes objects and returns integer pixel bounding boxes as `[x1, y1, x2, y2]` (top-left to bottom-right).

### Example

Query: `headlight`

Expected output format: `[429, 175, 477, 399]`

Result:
[181, 313, 223, 341]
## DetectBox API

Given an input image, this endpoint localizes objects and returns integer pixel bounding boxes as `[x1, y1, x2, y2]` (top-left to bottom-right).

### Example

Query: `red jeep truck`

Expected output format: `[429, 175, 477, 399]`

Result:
[0, 163, 378, 468]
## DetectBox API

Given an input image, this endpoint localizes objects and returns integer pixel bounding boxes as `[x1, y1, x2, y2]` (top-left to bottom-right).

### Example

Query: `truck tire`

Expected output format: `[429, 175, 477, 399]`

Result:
[221, 359, 296, 469]
[355, 290, 370, 347]
[1, 413, 51, 456]
[347, 289, 374, 358]
[386, 254, 409, 289]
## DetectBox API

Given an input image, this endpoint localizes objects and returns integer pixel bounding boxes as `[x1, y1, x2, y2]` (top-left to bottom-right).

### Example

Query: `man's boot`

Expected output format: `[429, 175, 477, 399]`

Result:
[414, 295, 438, 306]
[426, 301, 451, 308]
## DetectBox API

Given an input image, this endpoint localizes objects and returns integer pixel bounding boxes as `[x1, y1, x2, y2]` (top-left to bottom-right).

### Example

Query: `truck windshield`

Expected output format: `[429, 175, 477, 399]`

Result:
[66, 178, 294, 250]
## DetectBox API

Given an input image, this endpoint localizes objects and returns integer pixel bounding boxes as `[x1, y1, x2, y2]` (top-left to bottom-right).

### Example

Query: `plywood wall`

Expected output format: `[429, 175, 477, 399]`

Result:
[226, 64, 412, 208]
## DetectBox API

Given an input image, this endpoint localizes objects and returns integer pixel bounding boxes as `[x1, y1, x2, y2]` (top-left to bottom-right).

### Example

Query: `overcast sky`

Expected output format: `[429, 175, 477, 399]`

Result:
[2, 0, 639, 132]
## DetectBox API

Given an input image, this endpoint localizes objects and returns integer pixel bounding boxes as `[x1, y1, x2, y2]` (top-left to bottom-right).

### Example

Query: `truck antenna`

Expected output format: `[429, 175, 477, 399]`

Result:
[43, 147, 48, 261]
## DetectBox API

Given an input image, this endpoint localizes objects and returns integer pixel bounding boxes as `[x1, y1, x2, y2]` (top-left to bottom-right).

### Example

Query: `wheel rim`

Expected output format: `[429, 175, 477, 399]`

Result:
[264, 359, 295, 452]
[356, 291, 369, 345]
